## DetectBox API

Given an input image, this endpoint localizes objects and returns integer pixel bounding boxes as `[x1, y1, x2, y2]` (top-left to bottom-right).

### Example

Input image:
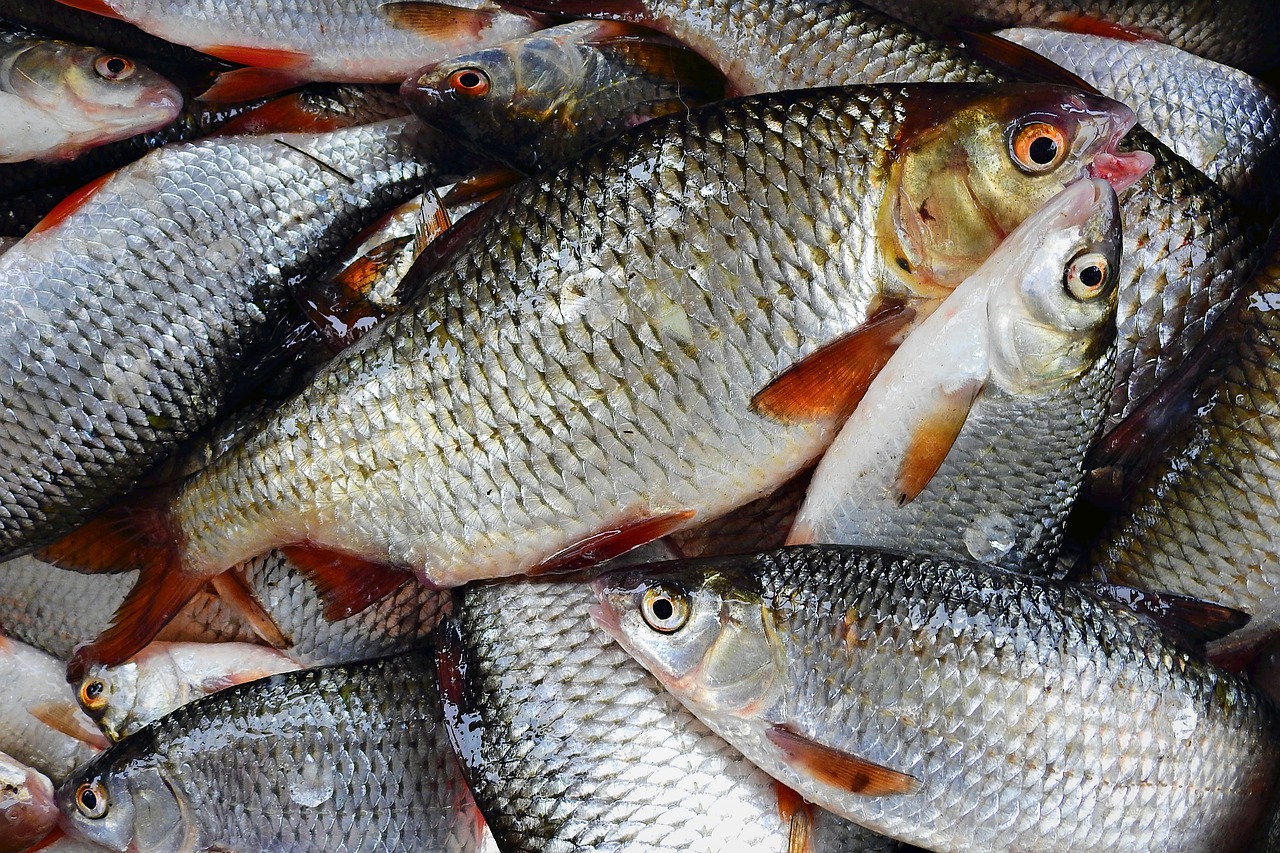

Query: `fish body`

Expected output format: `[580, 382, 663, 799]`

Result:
[995, 27, 1280, 215]
[791, 178, 1121, 574]
[0, 117, 441, 557]
[0, 30, 181, 162]
[403, 19, 725, 172]
[60, 84, 1152, 673]
[594, 545, 1280, 852]
[0, 638, 103, 783]
[56, 653, 491, 853]
[0, 751, 56, 853]
[442, 575, 910, 851]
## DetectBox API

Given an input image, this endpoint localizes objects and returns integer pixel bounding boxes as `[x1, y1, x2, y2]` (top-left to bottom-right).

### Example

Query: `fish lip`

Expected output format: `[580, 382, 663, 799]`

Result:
[1087, 110, 1154, 193]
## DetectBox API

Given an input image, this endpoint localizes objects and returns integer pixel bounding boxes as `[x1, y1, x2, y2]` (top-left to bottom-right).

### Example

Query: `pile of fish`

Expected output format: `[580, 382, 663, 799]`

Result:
[2, 0, 1280, 850]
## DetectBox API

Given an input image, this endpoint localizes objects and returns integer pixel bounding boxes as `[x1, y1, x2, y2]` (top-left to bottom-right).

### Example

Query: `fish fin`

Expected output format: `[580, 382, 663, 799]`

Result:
[298, 235, 410, 350]
[957, 31, 1102, 95]
[784, 520, 815, 546]
[279, 543, 413, 621]
[434, 616, 486, 775]
[395, 200, 499, 304]
[216, 93, 351, 135]
[334, 235, 416, 299]
[68, 566, 209, 683]
[893, 378, 984, 505]
[209, 570, 292, 649]
[36, 488, 179, 575]
[29, 702, 110, 751]
[200, 45, 311, 70]
[751, 302, 916, 425]
[528, 509, 697, 575]
[766, 724, 920, 796]
[50, 0, 123, 18]
[1081, 583, 1251, 650]
[379, 1, 512, 38]
[1044, 13, 1154, 42]
[28, 172, 115, 235]
[774, 782, 816, 853]
[197, 67, 307, 103]
[441, 166, 525, 207]
[497, 0, 649, 24]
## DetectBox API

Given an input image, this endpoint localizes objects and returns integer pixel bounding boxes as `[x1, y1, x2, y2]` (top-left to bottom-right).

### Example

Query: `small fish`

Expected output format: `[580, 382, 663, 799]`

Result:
[0, 30, 181, 162]
[46, 84, 1149, 675]
[56, 653, 494, 852]
[403, 19, 725, 172]
[0, 751, 56, 853]
[76, 641, 300, 742]
[790, 177, 1121, 574]
[594, 545, 1280, 852]
[52, 0, 544, 101]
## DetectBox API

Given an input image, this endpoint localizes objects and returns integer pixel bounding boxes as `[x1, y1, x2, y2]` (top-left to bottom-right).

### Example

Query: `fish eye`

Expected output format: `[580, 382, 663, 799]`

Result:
[79, 677, 109, 714]
[1064, 251, 1111, 301]
[448, 68, 490, 97]
[76, 780, 109, 819]
[93, 55, 135, 81]
[1009, 121, 1068, 173]
[641, 584, 690, 633]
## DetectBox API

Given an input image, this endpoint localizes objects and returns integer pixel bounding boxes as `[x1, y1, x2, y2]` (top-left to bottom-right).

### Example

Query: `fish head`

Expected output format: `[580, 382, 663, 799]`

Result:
[984, 177, 1123, 394]
[80, 650, 179, 743]
[56, 746, 190, 853]
[879, 83, 1150, 300]
[591, 562, 786, 715]
[0, 41, 181, 149]
[76, 664, 129, 741]
[403, 48, 523, 144]
[0, 752, 56, 849]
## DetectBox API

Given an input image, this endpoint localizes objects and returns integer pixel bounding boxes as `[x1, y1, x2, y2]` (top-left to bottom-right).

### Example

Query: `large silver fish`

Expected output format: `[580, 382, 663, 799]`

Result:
[594, 545, 1280, 852]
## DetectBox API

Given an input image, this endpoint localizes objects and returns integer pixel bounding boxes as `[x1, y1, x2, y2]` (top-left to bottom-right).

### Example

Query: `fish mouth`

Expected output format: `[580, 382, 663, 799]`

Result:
[587, 600, 624, 643]
[1087, 111, 1154, 193]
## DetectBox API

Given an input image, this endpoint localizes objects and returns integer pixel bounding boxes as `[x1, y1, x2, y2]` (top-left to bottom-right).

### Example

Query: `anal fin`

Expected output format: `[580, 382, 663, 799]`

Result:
[774, 781, 816, 853]
[279, 543, 413, 621]
[198, 66, 307, 103]
[210, 570, 292, 649]
[767, 723, 920, 796]
[528, 509, 697, 575]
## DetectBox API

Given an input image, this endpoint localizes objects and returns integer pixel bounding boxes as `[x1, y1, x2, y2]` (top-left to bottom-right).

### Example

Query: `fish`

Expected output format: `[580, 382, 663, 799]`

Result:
[0, 751, 56, 853]
[510, 0, 1258, 429]
[1084, 231, 1280, 660]
[993, 27, 1280, 217]
[789, 177, 1121, 574]
[0, 637, 105, 783]
[0, 29, 181, 162]
[52, 0, 545, 101]
[48, 83, 1150, 675]
[593, 545, 1280, 852]
[402, 19, 725, 172]
[0, 117, 448, 560]
[438, 572, 914, 851]
[56, 653, 494, 853]
[76, 641, 299, 742]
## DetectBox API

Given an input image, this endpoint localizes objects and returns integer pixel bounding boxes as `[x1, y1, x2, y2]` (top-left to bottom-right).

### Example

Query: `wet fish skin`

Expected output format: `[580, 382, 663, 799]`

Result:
[444, 574, 910, 851]
[0, 31, 181, 162]
[995, 27, 1280, 218]
[594, 545, 1280, 852]
[0, 117, 443, 557]
[56, 653, 491, 853]
[0, 751, 56, 853]
[403, 19, 725, 172]
[0, 638, 103, 783]
[792, 178, 1122, 574]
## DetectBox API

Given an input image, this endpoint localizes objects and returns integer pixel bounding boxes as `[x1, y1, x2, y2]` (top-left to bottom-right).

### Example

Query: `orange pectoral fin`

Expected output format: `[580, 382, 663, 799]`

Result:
[28, 702, 110, 751]
[767, 724, 920, 796]
[217, 93, 350, 135]
[28, 172, 114, 236]
[892, 378, 983, 505]
[379, 1, 510, 38]
[279, 543, 414, 621]
[752, 303, 917, 425]
[528, 509, 696, 575]
[197, 66, 307, 103]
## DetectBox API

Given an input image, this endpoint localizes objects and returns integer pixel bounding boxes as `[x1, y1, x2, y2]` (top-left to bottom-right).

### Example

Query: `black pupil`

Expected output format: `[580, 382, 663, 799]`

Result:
[650, 597, 674, 621]
[458, 71, 481, 90]
[1080, 264, 1104, 289]
[105, 57, 126, 75]
[1028, 135, 1058, 165]
[81, 789, 98, 810]
[86, 681, 103, 700]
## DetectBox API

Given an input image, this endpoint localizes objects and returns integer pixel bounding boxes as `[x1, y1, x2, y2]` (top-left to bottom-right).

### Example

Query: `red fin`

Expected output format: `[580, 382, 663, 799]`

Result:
[380, 1, 508, 38]
[774, 782, 816, 853]
[68, 565, 208, 683]
[279, 543, 413, 621]
[209, 570, 292, 649]
[893, 379, 984, 505]
[197, 66, 306, 103]
[441, 166, 525, 207]
[529, 510, 697, 575]
[28, 172, 114, 235]
[28, 828, 68, 852]
[959, 32, 1102, 94]
[36, 488, 179, 575]
[50, 0, 123, 18]
[767, 724, 920, 796]
[28, 702, 110, 750]
[299, 235, 411, 350]
[217, 93, 351, 135]
[752, 303, 917, 424]
[1215, 643, 1268, 674]
[1082, 583, 1251, 650]
[1045, 13, 1153, 43]
[200, 44, 310, 69]
[497, 0, 649, 24]
[395, 200, 499, 304]
[434, 617, 489, 782]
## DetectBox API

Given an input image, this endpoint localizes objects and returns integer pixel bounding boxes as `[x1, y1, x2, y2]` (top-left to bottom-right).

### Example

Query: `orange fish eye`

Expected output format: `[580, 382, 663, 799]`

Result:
[93, 55, 135, 81]
[79, 677, 109, 714]
[1064, 251, 1111, 301]
[75, 780, 109, 819]
[448, 68, 490, 97]
[1009, 121, 1068, 173]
